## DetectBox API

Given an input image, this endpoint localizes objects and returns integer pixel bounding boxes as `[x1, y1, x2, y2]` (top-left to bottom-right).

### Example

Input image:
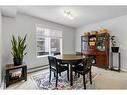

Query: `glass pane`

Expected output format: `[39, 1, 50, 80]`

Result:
[96, 35, 106, 51]
[81, 36, 88, 51]
[36, 26, 62, 57]
[49, 29, 62, 37]
[50, 38, 60, 55]
[37, 27, 62, 37]
[36, 37, 50, 56]
[82, 36, 88, 41]
[82, 41, 88, 50]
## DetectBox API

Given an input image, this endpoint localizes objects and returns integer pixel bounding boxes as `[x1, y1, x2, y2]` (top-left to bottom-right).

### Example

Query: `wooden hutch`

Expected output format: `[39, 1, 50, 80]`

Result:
[81, 30, 110, 69]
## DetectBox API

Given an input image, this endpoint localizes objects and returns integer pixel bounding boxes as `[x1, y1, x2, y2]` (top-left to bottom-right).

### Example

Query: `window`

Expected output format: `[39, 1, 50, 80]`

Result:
[36, 25, 62, 57]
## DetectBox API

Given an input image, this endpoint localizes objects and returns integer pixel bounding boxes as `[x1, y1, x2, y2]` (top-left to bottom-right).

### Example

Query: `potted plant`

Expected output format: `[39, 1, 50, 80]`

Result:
[110, 35, 119, 52]
[11, 35, 27, 66]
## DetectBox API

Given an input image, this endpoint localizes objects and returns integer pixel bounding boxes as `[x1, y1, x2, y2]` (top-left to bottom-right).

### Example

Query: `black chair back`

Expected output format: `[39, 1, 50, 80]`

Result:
[82, 57, 93, 71]
[48, 56, 58, 68]
[54, 52, 61, 56]
[72, 57, 93, 89]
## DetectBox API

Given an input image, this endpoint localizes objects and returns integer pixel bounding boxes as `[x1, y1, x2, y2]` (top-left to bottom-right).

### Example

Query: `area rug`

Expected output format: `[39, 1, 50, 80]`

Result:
[31, 71, 97, 90]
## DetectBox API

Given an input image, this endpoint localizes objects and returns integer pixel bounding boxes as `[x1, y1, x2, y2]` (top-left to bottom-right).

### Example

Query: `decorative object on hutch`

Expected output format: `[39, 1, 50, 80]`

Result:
[110, 35, 119, 52]
[100, 28, 108, 33]
[11, 35, 27, 66]
[90, 31, 98, 35]
[84, 32, 90, 36]
[81, 29, 110, 69]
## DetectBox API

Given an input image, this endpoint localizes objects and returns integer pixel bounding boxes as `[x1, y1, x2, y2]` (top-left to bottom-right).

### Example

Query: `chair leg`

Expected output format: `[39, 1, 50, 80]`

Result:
[83, 75, 86, 89]
[78, 74, 80, 78]
[55, 72, 58, 87]
[75, 72, 77, 76]
[54, 72, 56, 77]
[89, 71, 92, 84]
[67, 64, 69, 81]
[49, 70, 51, 82]
[59, 73, 61, 76]
[67, 69, 69, 81]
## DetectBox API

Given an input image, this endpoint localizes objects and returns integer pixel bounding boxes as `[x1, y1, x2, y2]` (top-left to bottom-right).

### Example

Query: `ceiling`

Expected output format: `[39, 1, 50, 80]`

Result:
[1, 6, 127, 28]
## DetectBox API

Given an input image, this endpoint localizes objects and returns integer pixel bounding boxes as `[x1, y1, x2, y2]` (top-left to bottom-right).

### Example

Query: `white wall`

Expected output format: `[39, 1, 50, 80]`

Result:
[0, 10, 2, 85]
[75, 15, 127, 70]
[2, 13, 75, 69]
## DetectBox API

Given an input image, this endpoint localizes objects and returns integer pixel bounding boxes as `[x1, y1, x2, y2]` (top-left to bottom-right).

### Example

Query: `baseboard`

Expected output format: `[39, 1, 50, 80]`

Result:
[27, 64, 49, 73]
[121, 68, 127, 72]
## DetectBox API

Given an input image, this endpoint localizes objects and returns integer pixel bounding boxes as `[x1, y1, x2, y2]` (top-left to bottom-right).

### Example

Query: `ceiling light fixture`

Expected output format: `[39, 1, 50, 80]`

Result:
[64, 9, 74, 20]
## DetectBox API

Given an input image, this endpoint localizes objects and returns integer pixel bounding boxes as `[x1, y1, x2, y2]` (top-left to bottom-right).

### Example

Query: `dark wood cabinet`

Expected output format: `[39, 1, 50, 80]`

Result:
[5, 64, 27, 87]
[81, 33, 109, 69]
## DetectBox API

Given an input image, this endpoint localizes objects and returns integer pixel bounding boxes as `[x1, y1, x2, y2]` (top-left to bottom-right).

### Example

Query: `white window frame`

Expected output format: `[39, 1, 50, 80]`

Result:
[36, 24, 63, 58]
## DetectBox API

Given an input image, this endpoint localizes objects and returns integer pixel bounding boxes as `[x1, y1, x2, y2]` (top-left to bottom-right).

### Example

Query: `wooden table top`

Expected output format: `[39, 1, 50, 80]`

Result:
[55, 54, 85, 61]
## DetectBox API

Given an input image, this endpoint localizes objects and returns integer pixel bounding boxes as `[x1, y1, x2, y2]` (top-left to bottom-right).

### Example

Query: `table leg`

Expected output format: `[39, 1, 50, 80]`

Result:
[70, 63, 73, 86]
[119, 53, 121, 72]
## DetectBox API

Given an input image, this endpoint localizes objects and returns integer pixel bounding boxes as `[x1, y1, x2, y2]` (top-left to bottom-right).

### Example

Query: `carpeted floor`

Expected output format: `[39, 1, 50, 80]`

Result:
[5, 66, 127, 89]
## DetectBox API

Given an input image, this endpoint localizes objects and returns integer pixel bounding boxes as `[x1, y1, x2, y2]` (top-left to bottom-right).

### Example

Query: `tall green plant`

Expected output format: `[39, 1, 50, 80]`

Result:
[11, 35, 27, 61]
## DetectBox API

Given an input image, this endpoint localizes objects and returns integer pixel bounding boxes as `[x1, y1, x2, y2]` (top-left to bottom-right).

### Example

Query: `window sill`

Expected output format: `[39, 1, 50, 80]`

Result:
[37, 55, 49, 58]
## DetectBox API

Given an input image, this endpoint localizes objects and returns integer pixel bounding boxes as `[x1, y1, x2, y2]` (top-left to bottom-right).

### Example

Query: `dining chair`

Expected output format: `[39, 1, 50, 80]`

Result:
[74, 52, 83, 77]
[48, 56, 69, 87]
[53, 52, 61, 56]
[72, 57, 93, 89]
[53, 52, 63, 76]
[75, 52, 83, 65]
[54, 52, 69, 77]
[54, 52, 68, 66]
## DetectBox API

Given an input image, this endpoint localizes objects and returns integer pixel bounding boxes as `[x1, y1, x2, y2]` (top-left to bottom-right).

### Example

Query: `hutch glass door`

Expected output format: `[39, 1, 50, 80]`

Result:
[81, 36, 88, 51]
[96, 34, 106, 51]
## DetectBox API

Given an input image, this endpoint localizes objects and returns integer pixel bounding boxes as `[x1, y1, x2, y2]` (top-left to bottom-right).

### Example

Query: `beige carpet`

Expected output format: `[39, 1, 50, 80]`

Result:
[5, 66, 127, 90]
[93, 69, 127, 89]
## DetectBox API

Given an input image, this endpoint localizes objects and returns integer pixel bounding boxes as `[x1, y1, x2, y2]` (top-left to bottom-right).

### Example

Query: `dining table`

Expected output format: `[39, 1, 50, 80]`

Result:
[55, 54, 85, 86]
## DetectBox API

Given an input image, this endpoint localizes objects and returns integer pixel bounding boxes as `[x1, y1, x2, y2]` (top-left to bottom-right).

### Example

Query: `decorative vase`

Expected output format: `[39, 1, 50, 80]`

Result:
[13, 58, 22, 66]
[100, 28, 108, 33]
[111, 47, 119, 52]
